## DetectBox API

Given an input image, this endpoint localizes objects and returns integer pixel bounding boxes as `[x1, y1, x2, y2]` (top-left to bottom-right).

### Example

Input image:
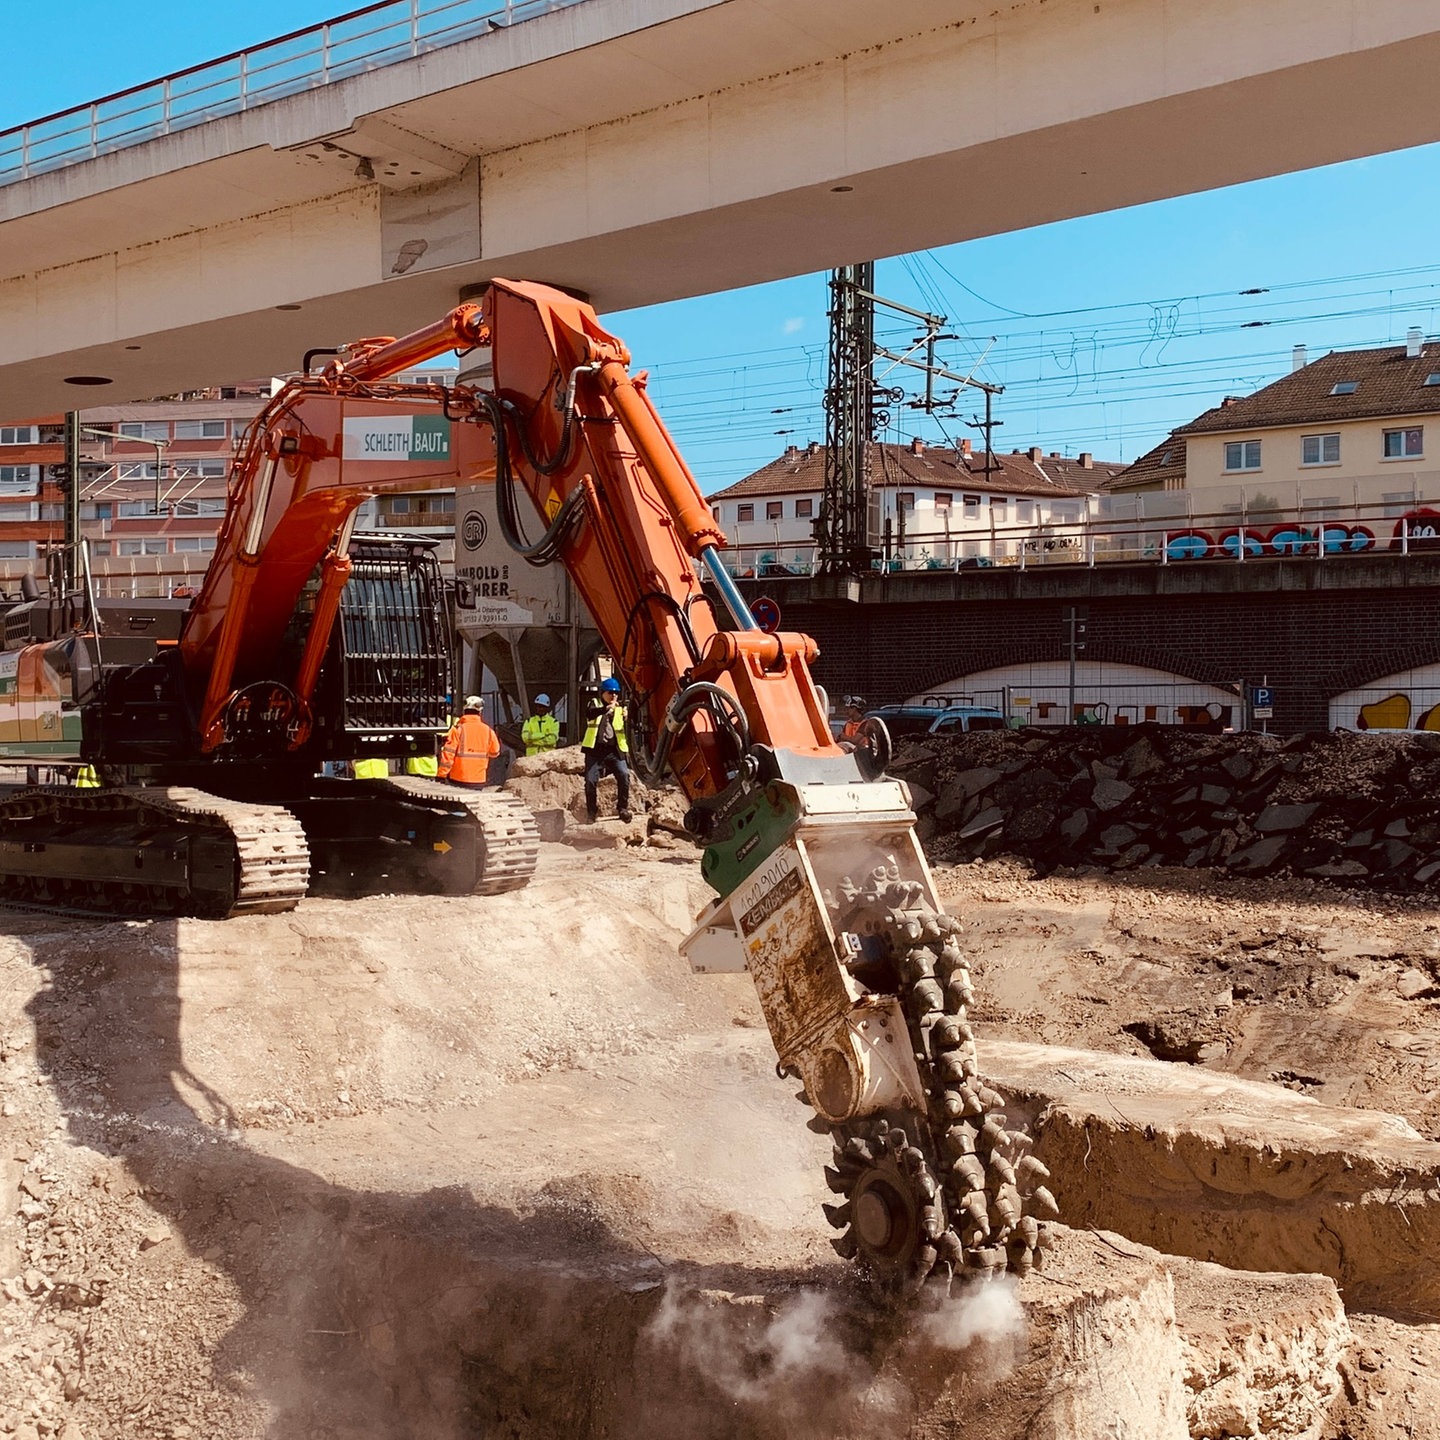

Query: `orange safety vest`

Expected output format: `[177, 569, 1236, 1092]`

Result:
[439, 713, 501, 785]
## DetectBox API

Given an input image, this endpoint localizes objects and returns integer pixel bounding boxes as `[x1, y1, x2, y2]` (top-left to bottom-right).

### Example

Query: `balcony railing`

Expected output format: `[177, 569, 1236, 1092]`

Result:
[0, 0, 591, 186]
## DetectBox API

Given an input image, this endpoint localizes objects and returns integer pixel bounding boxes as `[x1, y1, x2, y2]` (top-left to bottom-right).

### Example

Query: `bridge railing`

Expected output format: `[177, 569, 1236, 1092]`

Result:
[0, 0, 589, 185]
[719, 494, 1440, 578]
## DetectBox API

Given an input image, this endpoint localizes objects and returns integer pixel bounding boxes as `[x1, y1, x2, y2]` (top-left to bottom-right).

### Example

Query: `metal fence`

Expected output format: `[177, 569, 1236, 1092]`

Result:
[721, 493, 1440, 579]
[0, 0, 591, 185]
[878, 682, 1248, 731]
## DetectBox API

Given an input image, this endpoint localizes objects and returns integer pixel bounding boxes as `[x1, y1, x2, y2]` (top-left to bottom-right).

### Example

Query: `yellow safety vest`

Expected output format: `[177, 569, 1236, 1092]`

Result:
[75, 765, 101, 788]
[353, 757, 389, 779]
[521, 713, 560, 756]
[581, 704, 628, 754]
[405, 754, 439, 776]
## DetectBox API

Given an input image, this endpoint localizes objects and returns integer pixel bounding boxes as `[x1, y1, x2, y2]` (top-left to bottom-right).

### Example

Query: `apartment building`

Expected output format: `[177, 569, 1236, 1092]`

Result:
[1109, 334, 1440, 527]
[709, 438, 1122, 572]
[0, 367, 459, 594]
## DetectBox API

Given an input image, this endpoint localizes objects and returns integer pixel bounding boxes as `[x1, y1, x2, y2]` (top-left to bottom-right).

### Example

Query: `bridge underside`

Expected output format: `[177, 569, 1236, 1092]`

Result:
[2, 0, 1440, 412]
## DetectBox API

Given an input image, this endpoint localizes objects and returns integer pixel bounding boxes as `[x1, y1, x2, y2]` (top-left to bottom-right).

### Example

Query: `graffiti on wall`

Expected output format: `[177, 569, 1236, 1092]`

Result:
[1332, 663, 1440, 730]
[1161, 511, 1440, 564]
[1162, 523, 1375, 562]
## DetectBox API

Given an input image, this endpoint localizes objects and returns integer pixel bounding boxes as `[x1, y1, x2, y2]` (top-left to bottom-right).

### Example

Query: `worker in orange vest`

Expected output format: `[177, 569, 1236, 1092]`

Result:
[438, 695, 501, 788]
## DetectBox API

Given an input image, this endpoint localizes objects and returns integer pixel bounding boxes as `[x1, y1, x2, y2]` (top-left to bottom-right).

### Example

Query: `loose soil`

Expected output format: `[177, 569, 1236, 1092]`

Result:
[0, 828, 1437, 1437]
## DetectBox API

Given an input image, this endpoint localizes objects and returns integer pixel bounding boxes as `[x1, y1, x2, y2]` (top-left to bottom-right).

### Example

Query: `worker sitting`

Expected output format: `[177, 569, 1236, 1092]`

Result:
[521, 694, 560, 756]
[439, 696, 501, 788]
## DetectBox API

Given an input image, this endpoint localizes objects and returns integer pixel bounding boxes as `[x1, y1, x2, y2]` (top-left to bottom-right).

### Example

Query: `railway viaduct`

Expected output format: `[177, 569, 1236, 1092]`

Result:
[738, 552, 1440, 736]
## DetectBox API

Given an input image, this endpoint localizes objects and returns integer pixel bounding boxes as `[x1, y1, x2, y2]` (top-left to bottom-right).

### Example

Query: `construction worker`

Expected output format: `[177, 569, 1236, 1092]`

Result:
[439, 696, 501, 788]
[581, 677, 631, 822]
[404, 743, 439, 777]
[521, 694, 560, 757]
[75, 765, 101, 788]
[840, 699, 866, 742]
[352, 756, 389, 779]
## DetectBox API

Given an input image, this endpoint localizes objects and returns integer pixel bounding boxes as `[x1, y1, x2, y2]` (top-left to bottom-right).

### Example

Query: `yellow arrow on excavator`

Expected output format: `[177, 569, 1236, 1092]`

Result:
[432, 840, 453, 854]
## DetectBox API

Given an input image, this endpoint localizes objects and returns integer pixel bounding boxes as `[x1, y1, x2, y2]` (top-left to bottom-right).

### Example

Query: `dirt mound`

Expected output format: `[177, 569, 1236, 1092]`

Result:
[505, 746, 695, 845]
[1, 840, 1438, 1435]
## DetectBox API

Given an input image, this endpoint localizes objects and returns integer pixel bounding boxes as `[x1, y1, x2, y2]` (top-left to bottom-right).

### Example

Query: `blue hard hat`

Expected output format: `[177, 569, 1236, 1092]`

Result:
[600, 677, 621, 694]
[535, 693, 551, 707]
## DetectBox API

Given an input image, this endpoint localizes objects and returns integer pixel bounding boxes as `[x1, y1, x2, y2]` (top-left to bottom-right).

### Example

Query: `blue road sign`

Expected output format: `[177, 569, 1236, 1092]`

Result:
[1251, 685, 1274, 709]
[751, 596, 781, 634]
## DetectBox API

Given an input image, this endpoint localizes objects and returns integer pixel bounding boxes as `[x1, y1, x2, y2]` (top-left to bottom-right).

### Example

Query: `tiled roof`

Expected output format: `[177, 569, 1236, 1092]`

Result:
[1178, 343, 1440, 435]
[709, 442, 1122, 501]
[1103, 435, 1187, 490]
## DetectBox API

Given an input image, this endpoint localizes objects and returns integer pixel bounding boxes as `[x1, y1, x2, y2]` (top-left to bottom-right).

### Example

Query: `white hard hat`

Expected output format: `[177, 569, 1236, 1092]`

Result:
[535, 693, 551, 707]
[464, 695, 483, 709]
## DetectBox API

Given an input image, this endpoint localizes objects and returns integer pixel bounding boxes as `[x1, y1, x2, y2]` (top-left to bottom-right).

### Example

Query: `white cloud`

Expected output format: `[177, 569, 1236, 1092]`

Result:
[782, 317, 805, 335]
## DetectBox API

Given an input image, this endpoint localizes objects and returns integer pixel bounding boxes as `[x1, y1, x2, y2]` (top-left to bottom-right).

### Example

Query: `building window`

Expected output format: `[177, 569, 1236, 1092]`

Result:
[172, 420, 228, 440]
[118, 500, 161, 517]
[897, 492, 915, 511]
[962, 494, 981, 519]
[1425, 374, 1440, 387]
[389, 497, 411, 514]
[1224, 440, 1262, 472]
[38, 504, 63, 521]
[119, 422, 171, 442]
[1383, 427, 1424, 459]
[90, 542, 111, 557]
[795, 498, 814, 518]
[173, 536, 206, 552]
[711, 506, 720, 522]
[990, 496, 1008, 521]
[1016, 500, 1035, 524]
[94, 503, 112, 520]
[171, 460, 228, 480]
[0, 426, 37, 446]
[1301, 433, 1340, 466]
[737, 503, 755, 523]
[933, 492, 952, 514]
[0, 464, 40, 494]
[119, 464, 157, 481]
[1329, 381, 1358, 396]
[765, 501, 783, 521]
[0, 542, 30, 559]
[117, 539, 169, 556]
[1382, 490, 1416, 518]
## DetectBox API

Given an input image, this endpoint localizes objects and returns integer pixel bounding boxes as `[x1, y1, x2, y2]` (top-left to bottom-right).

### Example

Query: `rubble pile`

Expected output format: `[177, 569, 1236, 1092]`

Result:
[896, 726, 1440, 887]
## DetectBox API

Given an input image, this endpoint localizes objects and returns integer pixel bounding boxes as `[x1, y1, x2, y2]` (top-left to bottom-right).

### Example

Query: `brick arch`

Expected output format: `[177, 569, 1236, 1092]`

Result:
[1321, 639, 1440, 698]
[911, 641, 1244, 697]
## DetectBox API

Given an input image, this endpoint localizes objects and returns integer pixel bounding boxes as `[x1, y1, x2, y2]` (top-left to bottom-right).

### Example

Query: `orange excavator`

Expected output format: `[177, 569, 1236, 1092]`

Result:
[0, 280, 1047, 1288]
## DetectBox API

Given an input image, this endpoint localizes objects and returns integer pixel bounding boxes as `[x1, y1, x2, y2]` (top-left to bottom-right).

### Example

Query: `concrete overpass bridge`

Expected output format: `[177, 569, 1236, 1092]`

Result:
[4, 0, 1440, 415]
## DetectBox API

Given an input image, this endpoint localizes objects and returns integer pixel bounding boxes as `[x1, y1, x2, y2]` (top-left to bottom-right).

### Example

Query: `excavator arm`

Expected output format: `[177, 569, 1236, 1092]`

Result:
[171, 280, 1047, 1288]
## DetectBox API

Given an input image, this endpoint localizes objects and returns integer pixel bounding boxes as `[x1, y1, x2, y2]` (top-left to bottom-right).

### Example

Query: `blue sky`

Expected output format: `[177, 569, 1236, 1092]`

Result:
[8, 0, 1440, 493]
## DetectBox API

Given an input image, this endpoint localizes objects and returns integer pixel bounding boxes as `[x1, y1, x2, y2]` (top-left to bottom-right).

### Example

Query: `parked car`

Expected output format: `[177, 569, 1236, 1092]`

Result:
[861, 703, 1006, 739]
[926, 706, 1007, 736]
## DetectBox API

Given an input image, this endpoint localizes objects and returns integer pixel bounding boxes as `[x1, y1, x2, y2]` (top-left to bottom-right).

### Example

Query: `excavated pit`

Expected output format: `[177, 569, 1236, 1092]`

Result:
[0, 839, 1429, 1436]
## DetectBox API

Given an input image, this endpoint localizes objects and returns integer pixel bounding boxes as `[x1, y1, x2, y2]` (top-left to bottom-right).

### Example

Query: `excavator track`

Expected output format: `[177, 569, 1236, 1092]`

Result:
[814, 880, 1056, 1294]
[380, 778, 541, 894]
[0, 785, 310, 919]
